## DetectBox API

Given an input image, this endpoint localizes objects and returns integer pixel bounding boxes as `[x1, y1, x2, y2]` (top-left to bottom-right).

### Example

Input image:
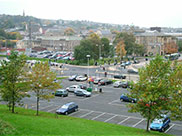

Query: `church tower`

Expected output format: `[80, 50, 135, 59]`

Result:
[23, 10, 25, 17]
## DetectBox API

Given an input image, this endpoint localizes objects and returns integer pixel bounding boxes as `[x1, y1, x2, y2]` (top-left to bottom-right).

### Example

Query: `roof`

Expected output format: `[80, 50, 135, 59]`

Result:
[36, 36, 82, 41]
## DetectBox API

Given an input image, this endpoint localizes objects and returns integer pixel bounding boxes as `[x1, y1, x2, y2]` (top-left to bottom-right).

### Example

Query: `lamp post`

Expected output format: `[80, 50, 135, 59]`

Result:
[86, 55, 90, 77]
[96, 44, 104, 59]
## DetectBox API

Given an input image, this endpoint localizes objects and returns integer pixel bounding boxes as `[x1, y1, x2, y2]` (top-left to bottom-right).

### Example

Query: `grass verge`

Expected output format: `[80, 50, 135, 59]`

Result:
[0, 104, 171, 136]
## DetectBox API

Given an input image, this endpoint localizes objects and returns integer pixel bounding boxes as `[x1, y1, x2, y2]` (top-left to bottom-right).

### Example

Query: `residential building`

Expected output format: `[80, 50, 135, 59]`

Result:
[135, 31, 177, 56]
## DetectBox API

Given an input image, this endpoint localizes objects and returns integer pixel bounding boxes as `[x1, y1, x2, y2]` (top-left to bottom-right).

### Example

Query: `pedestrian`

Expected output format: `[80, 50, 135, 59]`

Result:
[104, 72, 107, 77]
[103, 67, 105, 71]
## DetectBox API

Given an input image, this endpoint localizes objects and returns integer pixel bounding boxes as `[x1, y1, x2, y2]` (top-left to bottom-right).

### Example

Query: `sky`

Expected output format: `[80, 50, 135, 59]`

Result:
[0, 0, 182, 28]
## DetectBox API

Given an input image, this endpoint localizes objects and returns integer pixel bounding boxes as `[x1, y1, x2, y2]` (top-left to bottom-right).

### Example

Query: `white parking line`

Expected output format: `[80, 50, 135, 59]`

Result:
[165, 124, 175, 133]
[91, 113, 105, 120]
[118, 117, 130, 124]
[104, 115, 117, 122]
[47, 106, 61, 112]
[39, 104, 53, 110]
[80, 111, 94, 118]
[132, 119, 145, 127]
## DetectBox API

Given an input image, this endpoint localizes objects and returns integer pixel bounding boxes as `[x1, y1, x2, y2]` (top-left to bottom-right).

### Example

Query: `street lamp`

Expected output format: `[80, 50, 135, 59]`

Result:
[96, 44, 104, 59]
[86, 55, 90, 77]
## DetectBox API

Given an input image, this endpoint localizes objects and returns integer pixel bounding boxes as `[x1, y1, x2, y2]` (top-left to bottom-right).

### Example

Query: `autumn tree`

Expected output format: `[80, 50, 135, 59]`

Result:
[116, 40, 127, 60]
[169, 63, 182, 121]
[0, 51, 28, 113]
[164, 41, 178, 54]
[64, 27, 75, 36]
[27, 62, 60, 116]
[114, 32, 136, 55]
[127, 55, 172, 131]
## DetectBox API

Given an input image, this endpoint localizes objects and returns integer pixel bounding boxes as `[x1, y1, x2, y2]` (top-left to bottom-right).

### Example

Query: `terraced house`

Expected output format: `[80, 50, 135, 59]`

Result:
[135, 31, 178, 56]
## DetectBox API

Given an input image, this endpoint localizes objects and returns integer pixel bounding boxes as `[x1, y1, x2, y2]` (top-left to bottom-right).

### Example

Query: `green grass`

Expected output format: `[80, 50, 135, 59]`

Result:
[56, 76, 68, 80]
[0, 104, 171, 136]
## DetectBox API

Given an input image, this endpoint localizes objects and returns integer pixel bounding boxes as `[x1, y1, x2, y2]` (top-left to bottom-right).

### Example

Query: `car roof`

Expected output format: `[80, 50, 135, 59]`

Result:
[57, 89, 66, 91]
[64, 102, 76, 106]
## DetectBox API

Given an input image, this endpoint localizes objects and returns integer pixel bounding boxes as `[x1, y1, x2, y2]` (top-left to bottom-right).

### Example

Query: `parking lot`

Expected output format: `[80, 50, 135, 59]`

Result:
[19, 79, 182, 136]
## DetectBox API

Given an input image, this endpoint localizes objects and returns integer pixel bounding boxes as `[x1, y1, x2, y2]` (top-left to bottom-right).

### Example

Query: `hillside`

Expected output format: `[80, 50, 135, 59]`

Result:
[0, 104, 170, 136]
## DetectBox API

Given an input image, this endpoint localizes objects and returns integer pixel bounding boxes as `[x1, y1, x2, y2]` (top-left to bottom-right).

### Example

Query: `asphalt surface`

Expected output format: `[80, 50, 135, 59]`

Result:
[20, 79, 182, 136]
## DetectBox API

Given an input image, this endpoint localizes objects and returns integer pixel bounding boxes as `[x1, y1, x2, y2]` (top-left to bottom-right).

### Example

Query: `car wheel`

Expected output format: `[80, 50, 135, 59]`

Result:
[120, 99, 123, 102]
[131, 100, 134, 103]
[161, 127, 165, 132]
[65, 112, 68, 115]
[75, 108, 78, 111]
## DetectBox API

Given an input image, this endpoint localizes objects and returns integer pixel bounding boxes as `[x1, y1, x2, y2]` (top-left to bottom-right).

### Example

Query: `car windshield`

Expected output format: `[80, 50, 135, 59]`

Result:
[61, 105, 69, 109]
[153, 119, 163, 124]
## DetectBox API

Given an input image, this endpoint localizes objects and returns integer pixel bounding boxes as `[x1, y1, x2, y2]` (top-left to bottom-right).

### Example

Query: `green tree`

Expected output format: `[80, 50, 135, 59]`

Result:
[127, 55, 172, 131]
[27, 62, 60, 116]
[114, 32, 136, 55]
[0, 51, 27, 113]
[169, 63, 182, 120]
[177, 40, 182, 52]
[134, 44, 146, 56]
[74, 39, 94, 62]
[101, 37, 111, 58]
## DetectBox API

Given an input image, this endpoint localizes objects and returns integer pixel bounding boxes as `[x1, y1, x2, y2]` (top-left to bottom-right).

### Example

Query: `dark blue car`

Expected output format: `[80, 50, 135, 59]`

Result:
[56, 102, 78, 115]
[150, 115, 170, 132]
[120, 94, 137, 103]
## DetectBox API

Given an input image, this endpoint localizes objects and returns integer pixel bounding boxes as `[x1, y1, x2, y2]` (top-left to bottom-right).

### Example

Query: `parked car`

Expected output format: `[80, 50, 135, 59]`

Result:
[120, 94, 137, 103]
[74, 89, 91, 97]
[66, 85, 81, 92]
[127, 69, 138, 74]
[93, 78, 102, 84]
[54, 89, 68, 97]
[75, 75, 88, 82]
[120, 80, 128, 88]
[114, 75, 126, 79]
[68, 75, 78, 81]
[98, 79, 113, 86]
[78, 84, 87, 90]
[125, 61, 132, 66]
[133, 60, 140, 64]
[113, 80, 128, 88]
[113, 81, 123, 88]
[56, 102, 78, 115]
[150, 115, 170, 132]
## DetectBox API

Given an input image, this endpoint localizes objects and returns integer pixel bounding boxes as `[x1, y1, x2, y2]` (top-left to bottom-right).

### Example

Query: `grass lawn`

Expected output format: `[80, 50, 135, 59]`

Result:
[0, 104, 171, 136]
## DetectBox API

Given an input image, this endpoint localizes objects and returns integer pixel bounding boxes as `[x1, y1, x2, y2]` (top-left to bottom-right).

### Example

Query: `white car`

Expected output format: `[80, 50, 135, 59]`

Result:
[74, 89, 91, 97]
[66, 85, 81, 92]
[75, 75, 88, 82]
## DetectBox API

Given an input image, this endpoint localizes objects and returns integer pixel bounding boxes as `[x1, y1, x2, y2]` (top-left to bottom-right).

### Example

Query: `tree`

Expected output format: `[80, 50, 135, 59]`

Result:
[169, 63, 182, 121]
[177, 40, 182, 52]
[64, 27, 75, 36]
[127, 55, 172, 131]
[74, 39, 94, 62]
[134, 44, 146, 56]
[116, 40, 126, 60]
[27, 62, 60, 116]
[101, 37, 111, 58]
[164, 42, 178, 54]
[114, 32, 136, 55]
[0, 51, 27, 113]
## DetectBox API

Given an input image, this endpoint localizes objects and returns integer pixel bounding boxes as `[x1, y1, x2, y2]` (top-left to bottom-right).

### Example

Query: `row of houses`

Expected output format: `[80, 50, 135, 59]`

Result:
[15, 31, 181, 55]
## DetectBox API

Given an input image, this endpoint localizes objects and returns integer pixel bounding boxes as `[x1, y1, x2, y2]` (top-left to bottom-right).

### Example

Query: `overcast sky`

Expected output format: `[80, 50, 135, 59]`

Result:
[0, 0, 182, 28]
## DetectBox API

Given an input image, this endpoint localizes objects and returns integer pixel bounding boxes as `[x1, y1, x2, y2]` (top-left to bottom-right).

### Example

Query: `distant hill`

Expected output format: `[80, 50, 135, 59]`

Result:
[0, 14, 41, 29]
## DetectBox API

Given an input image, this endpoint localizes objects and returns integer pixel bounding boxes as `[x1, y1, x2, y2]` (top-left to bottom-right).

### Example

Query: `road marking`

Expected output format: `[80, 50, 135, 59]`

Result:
[118, 117, 130, 124]
[81, 94, 100, 101]
[47, 106, 61, 112]
[132, 119, 145, 127]
[91, 113, 105, 120]
[80, 111, 94, 118]
[165, 124, 175, 133]
[104, 115, 117, 122]
[39, 105, 53, 110]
